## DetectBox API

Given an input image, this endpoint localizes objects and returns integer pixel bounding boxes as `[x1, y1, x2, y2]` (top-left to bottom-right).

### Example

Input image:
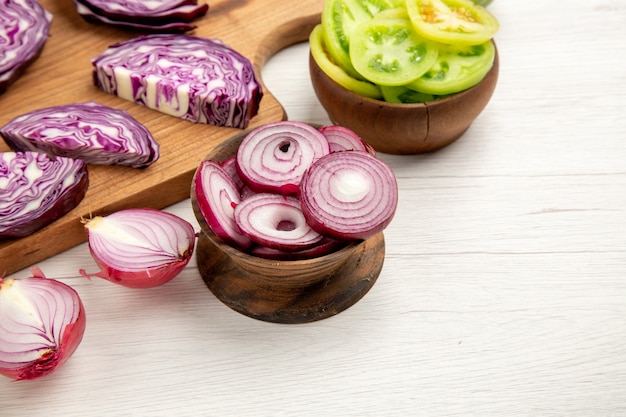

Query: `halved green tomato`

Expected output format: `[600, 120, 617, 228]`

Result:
[322, 0, 399, 78]
[405, 0, 499, 45]
[309, 24, 383, 99]
[349, 17, 439, 86]
[409, 39, 495, 94]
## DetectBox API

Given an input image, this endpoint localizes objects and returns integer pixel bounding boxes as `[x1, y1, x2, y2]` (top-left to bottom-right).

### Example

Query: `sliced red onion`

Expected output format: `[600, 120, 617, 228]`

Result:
[0, 102, 159, 168]
[80, 208, 196, 288]
[235, 121, 330, 194]
[0, 0, 52, 94]
[234, 193, 324, 252]
[92, 34, 263, 128]
[72, 1, 206, 33]
[0, 151, 89, 239]
[0, 268, 86, 381]
[193, 160, 252, 249]
[249, 237, 347, 261]
[319, 125, 375, 154]
[220, 156, 246, 193]
[300, 151, 398, 241]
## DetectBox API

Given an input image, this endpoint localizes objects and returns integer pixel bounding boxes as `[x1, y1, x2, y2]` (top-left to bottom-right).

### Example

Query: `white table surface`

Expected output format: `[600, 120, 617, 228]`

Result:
[2, 2, 625, 416]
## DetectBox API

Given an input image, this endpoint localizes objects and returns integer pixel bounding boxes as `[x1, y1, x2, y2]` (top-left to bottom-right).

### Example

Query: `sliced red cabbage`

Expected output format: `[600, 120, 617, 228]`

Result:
[0, 0, 53, 94]
[92, 34, 263, 128]
[0, 102, 159, 168]
[72, 0, 208, 33]
[0, 152, 89, 239]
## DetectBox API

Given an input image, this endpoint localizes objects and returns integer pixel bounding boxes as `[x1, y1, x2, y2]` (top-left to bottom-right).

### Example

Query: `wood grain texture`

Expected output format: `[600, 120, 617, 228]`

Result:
[0, 0, 323, 275]
[1, 1, 626, 416]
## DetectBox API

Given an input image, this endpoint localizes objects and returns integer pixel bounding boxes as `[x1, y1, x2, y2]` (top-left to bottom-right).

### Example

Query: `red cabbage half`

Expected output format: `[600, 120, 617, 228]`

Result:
[72, 0, 208, 33]
[0, 0, 53, 94]
[0, 152, 89, 239]
[0, 102, 160, 168]
[91, 34, 263, 129]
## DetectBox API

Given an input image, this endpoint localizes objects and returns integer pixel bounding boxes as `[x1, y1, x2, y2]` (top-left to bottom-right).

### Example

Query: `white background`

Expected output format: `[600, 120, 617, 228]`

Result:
[2, 1, 626, 416]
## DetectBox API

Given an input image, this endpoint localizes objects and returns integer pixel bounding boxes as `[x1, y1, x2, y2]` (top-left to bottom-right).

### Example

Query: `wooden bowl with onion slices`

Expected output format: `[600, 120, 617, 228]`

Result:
[308, 3, 500, 155]
[190, 123, 393, 324]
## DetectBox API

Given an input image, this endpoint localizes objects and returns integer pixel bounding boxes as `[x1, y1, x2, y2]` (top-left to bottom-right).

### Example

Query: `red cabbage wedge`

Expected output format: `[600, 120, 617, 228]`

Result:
[0, 0, 52, 94]
[0, 102, 160, 168]
[72, 0, 208, 33]
[0, 152, 88, 239]
[92, 34, 263, 128]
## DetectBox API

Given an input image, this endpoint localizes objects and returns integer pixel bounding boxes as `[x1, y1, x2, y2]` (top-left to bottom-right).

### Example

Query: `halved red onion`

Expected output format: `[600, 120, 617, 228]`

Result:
[0, 268, 86, 381]
[236, 121, 330, 194]
[193, 160, 252, 249]
[0, 102, 159, 168]
[80, 208, 196, 288]
[0, 151, 89, 239]
[92, 34, 263, 128]
[300, 151, 398, 241]
[234, 193, 324, 252]
[0, 0, 52, 94]
[319, 125, 375, 154]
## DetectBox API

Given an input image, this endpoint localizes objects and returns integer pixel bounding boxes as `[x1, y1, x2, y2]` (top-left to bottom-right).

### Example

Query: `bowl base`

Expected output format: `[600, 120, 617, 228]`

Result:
[196, 232, 385, 324]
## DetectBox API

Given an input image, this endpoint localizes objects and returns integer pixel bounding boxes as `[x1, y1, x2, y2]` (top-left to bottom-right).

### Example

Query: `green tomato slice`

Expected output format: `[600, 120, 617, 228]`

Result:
[380, 85, 439, 103]
[349, 17, 439, 86]
[322, 0, 398, 78]
[405, 0, 499, 45]
[309, 24, 383, 99]
[409, 39, 495, 95]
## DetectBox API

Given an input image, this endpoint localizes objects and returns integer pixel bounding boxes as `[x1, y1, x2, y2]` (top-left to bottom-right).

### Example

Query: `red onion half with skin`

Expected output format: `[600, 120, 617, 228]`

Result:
[80, 208, 196, 288]
[0, 268, 86, 381]
[300, 151, 398, 241]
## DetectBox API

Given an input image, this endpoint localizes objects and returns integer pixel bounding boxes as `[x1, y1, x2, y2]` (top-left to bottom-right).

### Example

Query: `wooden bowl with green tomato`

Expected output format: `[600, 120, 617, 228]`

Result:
[309, 0, 499, 155]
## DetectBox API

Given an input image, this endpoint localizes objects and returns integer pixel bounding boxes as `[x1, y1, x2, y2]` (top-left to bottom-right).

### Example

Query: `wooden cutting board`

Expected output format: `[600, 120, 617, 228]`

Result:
[0, 0, 323, 275]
